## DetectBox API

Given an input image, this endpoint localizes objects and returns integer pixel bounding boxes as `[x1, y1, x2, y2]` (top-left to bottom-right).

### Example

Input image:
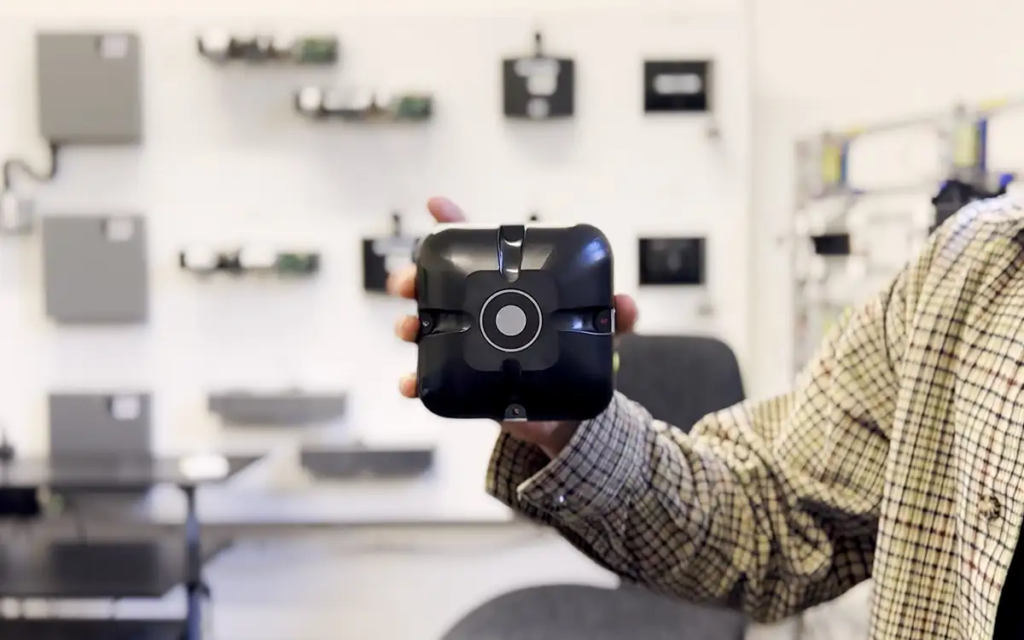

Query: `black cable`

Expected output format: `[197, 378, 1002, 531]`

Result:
[1, 142, 60, 191]
[0, 429, 14, 463]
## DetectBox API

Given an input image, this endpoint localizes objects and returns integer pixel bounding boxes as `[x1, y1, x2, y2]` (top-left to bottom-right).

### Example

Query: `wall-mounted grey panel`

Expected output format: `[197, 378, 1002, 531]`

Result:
[42, 215, 149, 324]
[48, 392, 152, 459]
[208, 391, 347, 425]
[300, 446, 435, 480]
[37, 32, 144, 144]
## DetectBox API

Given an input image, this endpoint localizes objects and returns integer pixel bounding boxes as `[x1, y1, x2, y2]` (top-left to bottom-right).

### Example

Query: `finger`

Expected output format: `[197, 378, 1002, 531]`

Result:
[614, 293, 638, 335]
[385, 264, 417, 299]
[398, 373, 417, 398]
[427, 197, 467, 223]
[394, 315, 419, 342]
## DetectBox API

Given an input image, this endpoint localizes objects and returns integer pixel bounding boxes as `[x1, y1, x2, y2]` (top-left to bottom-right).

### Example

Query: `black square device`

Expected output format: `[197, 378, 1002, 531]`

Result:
[415, 224, 615, 422]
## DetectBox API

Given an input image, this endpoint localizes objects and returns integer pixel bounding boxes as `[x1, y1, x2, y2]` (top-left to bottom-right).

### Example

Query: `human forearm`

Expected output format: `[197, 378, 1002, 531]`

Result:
[487, 388, 880, 623]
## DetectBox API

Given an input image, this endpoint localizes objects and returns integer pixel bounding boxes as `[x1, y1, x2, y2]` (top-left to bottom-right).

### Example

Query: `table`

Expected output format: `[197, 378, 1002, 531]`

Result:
[0, 618, 184, 640]
[0, 454, 264, 640]
[0, 456, 261, 492]
[0, 538, 231, 599]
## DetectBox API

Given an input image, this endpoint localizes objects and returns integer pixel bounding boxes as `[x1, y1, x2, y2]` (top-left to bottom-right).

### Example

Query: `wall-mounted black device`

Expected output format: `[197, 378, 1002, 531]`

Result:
[503, 32, 575, 120]
[416, 223, 614, 422]
[197, 32, 338, 65]
[363, 213, 420, 293]
[930, 177, 1009, 234]
[638, 237, 706, 286]
[295, 88, 432, 122]
[810, 233, 852, 256]
[0, 429, 14, 463]
[643, 60, 712, 114]
[179, 247, 320, 276]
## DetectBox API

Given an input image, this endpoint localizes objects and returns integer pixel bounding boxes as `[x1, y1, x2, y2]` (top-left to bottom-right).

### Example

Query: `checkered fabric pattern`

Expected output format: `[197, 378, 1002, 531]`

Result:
[486, 194, 1024, 639]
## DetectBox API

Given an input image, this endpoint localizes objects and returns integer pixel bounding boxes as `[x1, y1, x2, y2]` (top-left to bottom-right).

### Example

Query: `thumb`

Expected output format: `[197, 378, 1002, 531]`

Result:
[427, 197, 466, 223]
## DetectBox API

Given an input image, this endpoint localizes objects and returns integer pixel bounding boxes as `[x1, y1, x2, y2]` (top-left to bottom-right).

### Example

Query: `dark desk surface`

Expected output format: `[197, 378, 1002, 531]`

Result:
[0, 455, 263, 491]
[0, 539, 232, 599]
[0, 618, 184, 640]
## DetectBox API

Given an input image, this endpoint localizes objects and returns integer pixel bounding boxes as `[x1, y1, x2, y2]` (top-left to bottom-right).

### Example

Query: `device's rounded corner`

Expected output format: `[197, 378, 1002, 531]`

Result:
[415, 228, 462, 277]
[417, 378, 454, 419]
[572, 223, 613, 251]
[416, 226, 458, 260]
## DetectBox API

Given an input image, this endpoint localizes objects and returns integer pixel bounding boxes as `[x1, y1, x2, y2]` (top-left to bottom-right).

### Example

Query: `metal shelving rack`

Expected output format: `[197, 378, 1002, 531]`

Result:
[790, 99, 1021, 375]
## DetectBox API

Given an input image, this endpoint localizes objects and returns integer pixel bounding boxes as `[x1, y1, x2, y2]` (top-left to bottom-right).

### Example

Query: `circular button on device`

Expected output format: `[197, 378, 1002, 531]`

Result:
[480, 290, 542, 353]
[495, 305, 527, 336]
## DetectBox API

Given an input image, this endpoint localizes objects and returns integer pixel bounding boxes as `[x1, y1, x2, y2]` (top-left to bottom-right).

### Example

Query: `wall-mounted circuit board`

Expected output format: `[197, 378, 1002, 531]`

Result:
[197, 32, 339, 65]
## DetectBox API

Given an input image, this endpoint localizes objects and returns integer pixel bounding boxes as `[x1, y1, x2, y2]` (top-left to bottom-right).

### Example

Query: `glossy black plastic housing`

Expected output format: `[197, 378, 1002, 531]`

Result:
[415, 224, 615, 422]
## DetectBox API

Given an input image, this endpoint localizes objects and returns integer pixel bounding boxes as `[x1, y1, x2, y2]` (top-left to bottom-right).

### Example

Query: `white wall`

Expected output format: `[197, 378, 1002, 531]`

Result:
[6, 0, 1022, 638]
[0, 2, 756, 640]
[0, 0, 753, 529]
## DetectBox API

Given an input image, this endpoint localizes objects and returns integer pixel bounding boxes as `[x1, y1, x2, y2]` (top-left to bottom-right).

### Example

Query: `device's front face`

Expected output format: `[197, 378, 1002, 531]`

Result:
[416, 224, 615, 422]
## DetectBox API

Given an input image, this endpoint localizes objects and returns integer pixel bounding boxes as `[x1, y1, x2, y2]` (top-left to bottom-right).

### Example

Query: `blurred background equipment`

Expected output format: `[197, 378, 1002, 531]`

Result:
[790, 100, 1022, 373]
[295, 87, 434, 122]
[503, 31, 575, 119]
[638, 236, 707, 286]
[196, 31, 339, 65]
[207, 390, 347, 426]
[1, 32, 142, 235]
[362, 212, 421, 293]
[42, 215, 150, 324]
[179, 246, 321, 277]
[643, 60, 712, 114]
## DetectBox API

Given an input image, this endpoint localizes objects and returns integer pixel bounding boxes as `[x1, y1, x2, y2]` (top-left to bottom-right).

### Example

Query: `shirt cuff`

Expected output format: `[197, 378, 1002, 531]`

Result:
[486, 392, 650, 521]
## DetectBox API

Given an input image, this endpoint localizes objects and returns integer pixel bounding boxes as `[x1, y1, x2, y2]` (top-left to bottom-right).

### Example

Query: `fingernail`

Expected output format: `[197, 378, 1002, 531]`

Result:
[426, 198, 441, 212]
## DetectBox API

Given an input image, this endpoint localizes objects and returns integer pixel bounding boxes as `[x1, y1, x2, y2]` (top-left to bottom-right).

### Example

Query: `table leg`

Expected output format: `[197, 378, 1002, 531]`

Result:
[184, 485, 203, 640]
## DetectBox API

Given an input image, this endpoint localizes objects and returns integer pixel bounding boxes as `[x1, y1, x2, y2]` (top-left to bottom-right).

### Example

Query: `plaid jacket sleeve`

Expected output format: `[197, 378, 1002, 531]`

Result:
[485, 233, 938, 622]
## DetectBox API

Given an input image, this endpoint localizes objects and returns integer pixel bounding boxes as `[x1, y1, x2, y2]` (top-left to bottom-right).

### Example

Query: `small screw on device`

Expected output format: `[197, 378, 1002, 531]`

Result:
[505, 404, 526, 420]
[418, 312, 433, 336]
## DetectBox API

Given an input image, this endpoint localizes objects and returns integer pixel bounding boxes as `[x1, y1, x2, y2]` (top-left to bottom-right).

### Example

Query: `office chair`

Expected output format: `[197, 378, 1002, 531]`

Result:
[442, 584, 740, 640]
[0, 432, 42, 522]
[441, 335, 748, 640]
[615, 333, 745, 433]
